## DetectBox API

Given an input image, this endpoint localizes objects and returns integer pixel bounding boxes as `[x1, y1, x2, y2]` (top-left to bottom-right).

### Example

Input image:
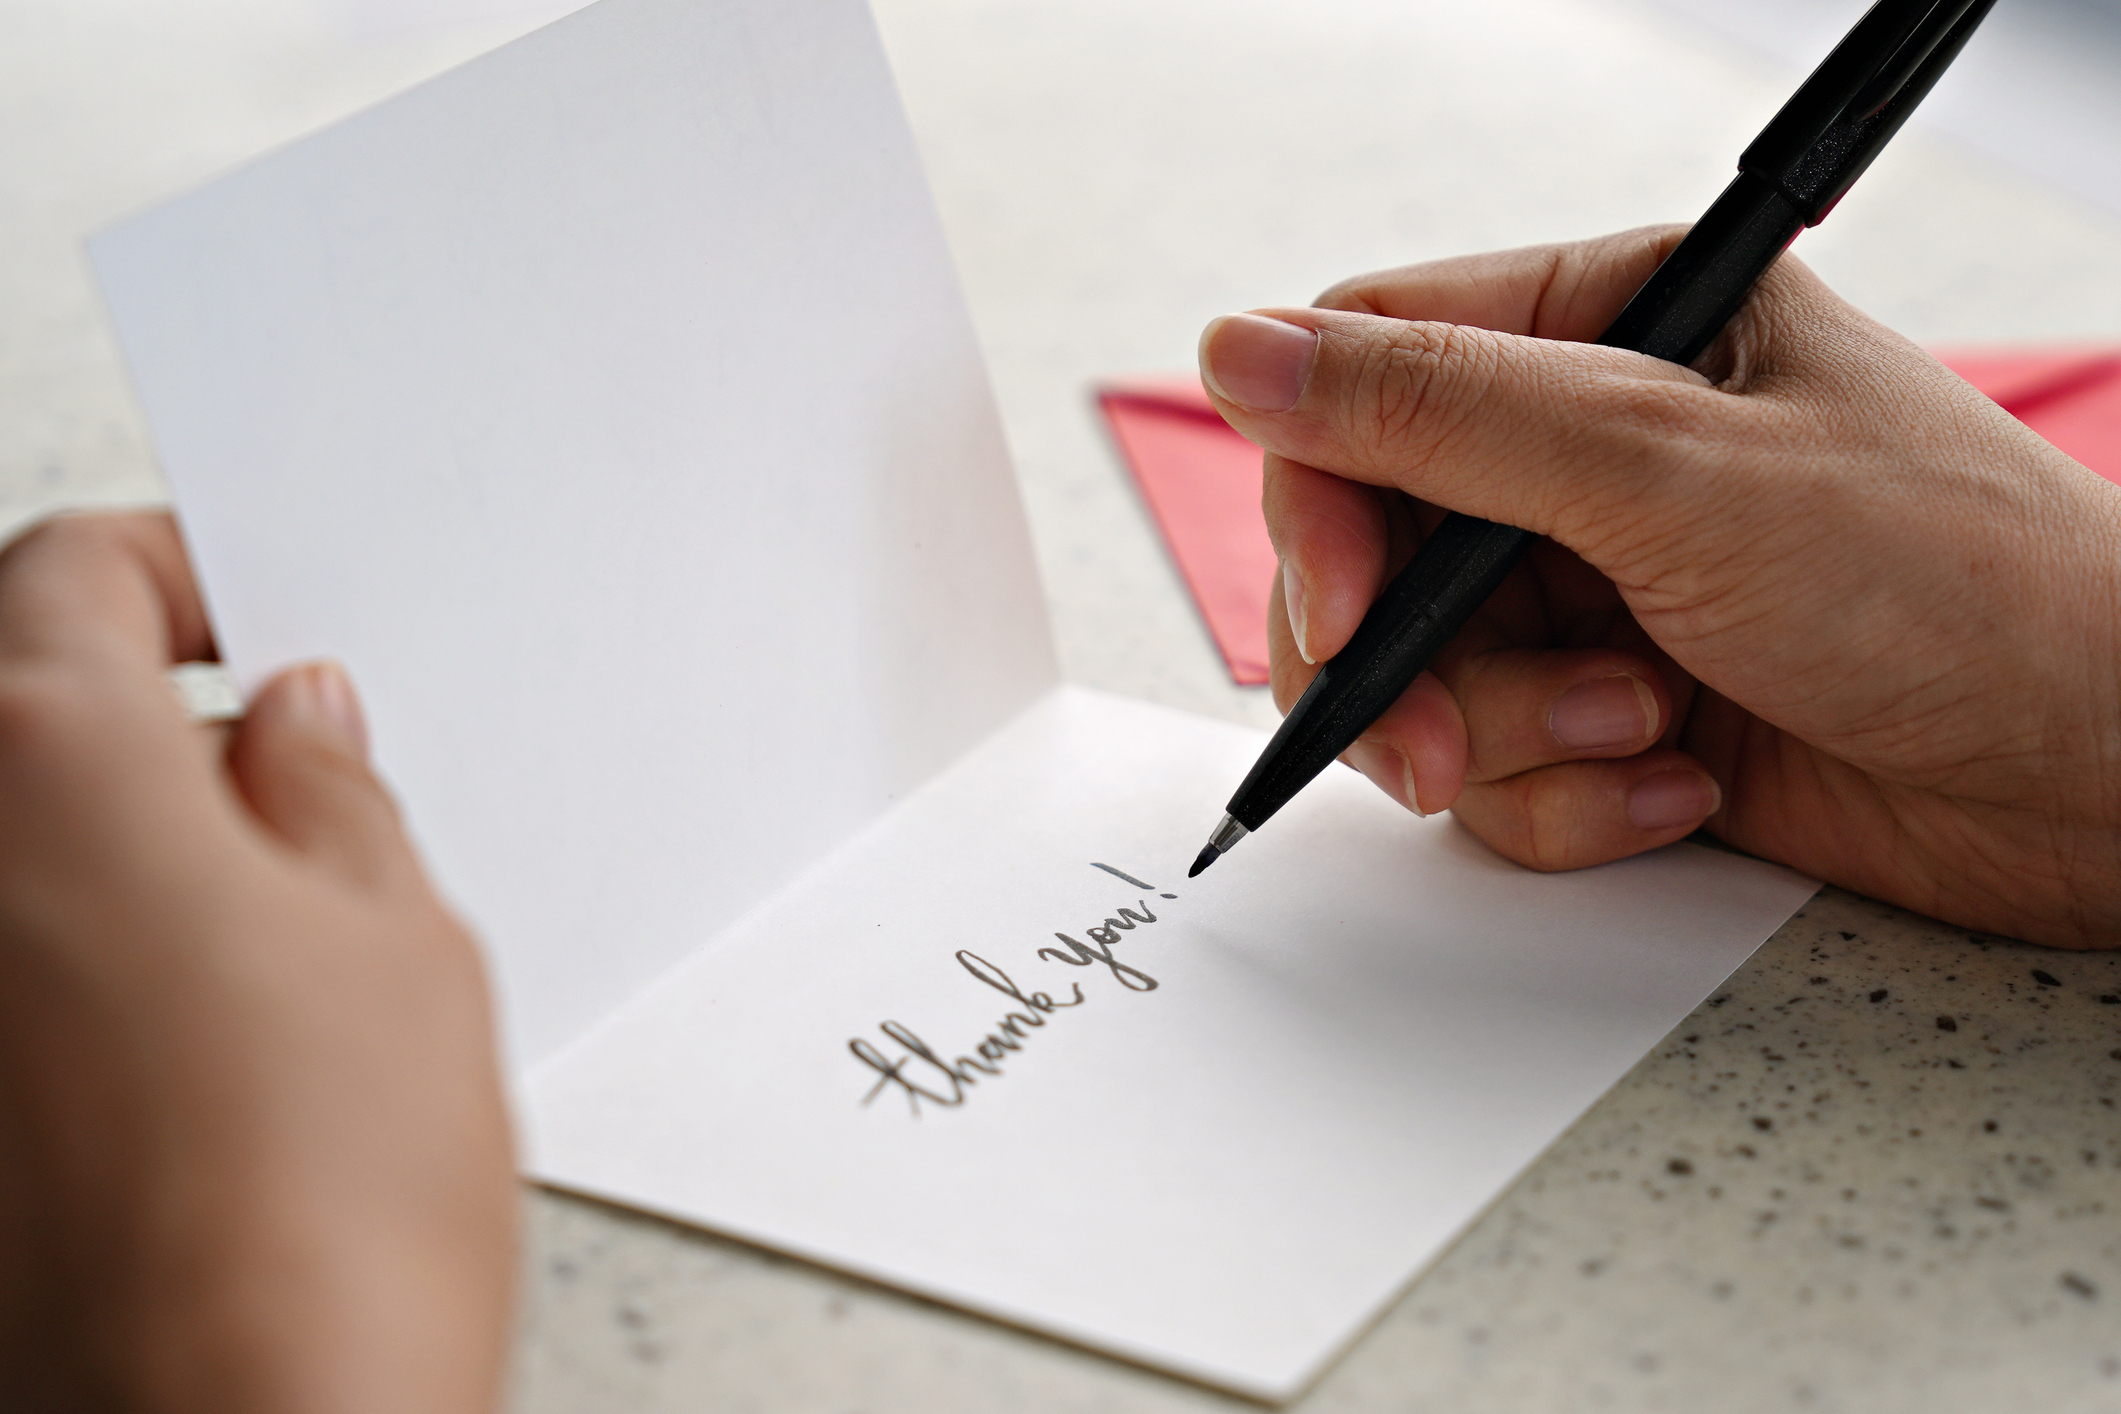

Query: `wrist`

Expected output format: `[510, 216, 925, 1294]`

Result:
[124, 1182, 516, 1414]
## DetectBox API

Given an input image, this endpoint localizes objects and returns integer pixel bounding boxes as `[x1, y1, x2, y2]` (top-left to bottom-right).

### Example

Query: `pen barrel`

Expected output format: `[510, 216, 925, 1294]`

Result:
[1741, 0, 1996, 226]
[1225, 516, 1533, 830]
[1596, 170, 1806, 366]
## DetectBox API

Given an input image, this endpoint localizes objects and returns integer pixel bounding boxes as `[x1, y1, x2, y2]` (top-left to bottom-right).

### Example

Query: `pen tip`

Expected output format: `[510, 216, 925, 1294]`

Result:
[1187, 845, 1218, 879]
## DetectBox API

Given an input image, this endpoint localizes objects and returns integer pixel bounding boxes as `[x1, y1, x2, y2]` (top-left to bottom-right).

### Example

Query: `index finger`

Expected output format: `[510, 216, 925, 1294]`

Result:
[0, 512, 216, 670]
[1315, 226, 1688, 342]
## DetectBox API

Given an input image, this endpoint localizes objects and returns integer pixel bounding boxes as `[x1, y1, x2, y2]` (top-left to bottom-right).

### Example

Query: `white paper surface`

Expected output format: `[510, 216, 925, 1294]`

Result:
[322, 0, 590, 39]
[529, 686, 1817, 1401]
[90, 0, 1055, 1071]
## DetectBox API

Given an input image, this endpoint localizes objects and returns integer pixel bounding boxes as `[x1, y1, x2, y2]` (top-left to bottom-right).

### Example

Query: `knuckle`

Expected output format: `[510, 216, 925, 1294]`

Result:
[1346, 323, 1491, 468]
[1516, 796, 1574, 873]
[1456, 778, 1573, 873]
[1495, 772, 1590, 873]
[1312, 273, 1383, 313]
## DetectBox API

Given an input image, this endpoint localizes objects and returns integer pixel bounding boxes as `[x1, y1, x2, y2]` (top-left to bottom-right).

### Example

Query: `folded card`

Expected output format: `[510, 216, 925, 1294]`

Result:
[95, 0, 1055, 1072]
[92, 0, 1816, 1398]
[527, 684, 1815, 1399]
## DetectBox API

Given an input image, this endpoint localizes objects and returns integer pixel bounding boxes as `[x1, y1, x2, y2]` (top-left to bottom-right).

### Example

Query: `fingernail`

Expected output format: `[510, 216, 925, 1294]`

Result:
[1626, 768, 1719, 831]
[1550, 675, 1658, 750]
[283, 660, 370, 759]
[1345, 739, 1425, 816]
[1282, 559, 1314, 664]
[1200, 313, 1318, 413]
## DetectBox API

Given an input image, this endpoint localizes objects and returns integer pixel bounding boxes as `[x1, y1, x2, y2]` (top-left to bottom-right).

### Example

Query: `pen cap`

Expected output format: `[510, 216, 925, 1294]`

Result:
[1738, 0, 1996, 226]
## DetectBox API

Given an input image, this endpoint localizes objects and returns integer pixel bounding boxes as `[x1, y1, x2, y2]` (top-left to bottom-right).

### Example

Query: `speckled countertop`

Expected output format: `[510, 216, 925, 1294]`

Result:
[10, 0, 2121, 1409]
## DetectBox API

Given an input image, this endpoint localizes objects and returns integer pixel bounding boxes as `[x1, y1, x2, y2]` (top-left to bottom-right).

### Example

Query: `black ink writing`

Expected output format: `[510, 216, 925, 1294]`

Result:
[1089, 862, 1180, 899]
[1038, 900, 1160, 990]
[958, 949, 1086, 1023]
[849, 953, 1086, 1116]
[849, 1022, 968, 1112]
[847, 866, 1172, 1115]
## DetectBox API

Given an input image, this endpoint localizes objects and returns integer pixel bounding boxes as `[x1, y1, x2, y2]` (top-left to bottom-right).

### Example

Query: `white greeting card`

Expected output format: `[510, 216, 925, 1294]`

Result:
[528, 685, 1813, 1399]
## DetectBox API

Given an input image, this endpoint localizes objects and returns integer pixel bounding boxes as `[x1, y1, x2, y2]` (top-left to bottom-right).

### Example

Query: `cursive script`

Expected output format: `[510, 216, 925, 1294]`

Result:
[1038, 902, 1160, 991]
[847, 865, 1174, 1116]
[849, 952, 1083, 1114]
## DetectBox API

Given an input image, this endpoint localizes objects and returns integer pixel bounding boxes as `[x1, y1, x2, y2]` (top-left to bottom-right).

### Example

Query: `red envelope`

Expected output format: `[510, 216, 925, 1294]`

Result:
[1099, 348, 2121, 686]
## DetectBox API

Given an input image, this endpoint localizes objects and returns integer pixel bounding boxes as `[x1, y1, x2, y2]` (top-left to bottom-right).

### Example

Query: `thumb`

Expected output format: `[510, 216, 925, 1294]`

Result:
[226, 661, 413, 887]
[1198, 305, 1722, 553]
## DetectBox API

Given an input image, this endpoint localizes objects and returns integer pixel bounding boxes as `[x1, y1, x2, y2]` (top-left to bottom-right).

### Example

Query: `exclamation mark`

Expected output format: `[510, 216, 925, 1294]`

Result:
[1090, 862, 1178, 899]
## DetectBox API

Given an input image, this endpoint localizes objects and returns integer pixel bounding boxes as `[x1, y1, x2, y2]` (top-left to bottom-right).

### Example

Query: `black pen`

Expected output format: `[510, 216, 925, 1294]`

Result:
[1189, 0, 1998, 878]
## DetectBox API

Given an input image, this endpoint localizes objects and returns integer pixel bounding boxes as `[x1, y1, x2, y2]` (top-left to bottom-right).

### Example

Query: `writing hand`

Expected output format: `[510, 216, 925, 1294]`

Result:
[0, 513, 515, 1412]
[1198, 229, 2121, 948]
